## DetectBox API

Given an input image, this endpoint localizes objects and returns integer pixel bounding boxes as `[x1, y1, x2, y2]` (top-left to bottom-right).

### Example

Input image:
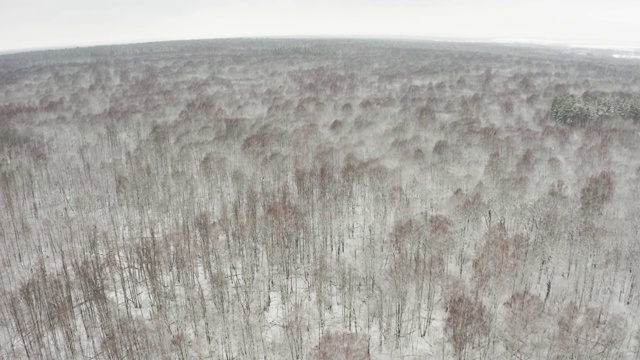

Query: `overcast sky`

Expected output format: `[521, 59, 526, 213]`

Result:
[1, 0, 639, 52]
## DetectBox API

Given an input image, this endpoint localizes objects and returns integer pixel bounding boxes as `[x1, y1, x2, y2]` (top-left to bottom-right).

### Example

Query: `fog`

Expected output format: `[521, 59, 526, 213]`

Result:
[1, 0, 639, 52]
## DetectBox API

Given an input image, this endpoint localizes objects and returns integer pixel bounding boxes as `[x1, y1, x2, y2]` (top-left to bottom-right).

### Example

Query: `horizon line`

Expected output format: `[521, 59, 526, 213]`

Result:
[2, 35, 639, 57]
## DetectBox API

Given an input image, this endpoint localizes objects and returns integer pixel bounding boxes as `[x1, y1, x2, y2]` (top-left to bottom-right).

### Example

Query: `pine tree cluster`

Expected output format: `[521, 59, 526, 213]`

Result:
[551, 94, 640, 125]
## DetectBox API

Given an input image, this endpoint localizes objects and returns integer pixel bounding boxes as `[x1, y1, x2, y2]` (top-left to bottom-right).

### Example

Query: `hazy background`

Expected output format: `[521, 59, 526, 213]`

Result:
[1, 0, 639, 53]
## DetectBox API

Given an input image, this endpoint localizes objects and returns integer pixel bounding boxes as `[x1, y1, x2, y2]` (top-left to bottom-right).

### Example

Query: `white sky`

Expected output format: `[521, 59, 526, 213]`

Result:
[1, 0, 639, 52]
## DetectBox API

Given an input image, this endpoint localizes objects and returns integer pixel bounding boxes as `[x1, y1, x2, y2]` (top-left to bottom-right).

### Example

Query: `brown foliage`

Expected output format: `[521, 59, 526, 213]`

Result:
[388, 186, 409, 208]
[445, 295, 490, 357]
[416, 105, 436, 122]
[548, 180, 566, 198]
[580, 171, 614, 215]
[485, 151, 502, 178]
[554, 301, 628, 357]
[473, 223, 527, 290]
[526, 93, 540, 104]
[200, 153, 227, 177]
[516, 149, 535, 174]
[556, 301, 579, 350]
[462, 191, 488, 217]
[311, 331, 370, 360]
[341, 102, 353, 114]
[265, 198, 304, 253]
[340, 155, 384, 186]
[501, 100, 514, 115]
[503, 291, 544, 324]
[501, 292, 546, 356]
[391, 217, 416, 252]
[433, 139, 449, 156]
[429, 214, 452, 238]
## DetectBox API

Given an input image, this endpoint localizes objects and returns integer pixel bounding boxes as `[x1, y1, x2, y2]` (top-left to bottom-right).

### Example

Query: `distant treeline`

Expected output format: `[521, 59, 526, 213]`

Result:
[552, 92, 640, 125]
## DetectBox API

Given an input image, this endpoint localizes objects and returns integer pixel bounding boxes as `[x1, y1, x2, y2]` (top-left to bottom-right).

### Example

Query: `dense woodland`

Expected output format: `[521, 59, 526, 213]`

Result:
[1, 39, 640, 359]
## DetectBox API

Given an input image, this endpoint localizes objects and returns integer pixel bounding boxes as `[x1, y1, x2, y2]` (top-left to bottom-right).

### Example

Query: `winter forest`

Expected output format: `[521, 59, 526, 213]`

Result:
[1, 39, 640, 359]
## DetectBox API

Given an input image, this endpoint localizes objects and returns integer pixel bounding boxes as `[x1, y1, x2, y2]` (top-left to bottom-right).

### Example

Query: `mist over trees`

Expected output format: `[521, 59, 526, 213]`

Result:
[1, 39, 640, 359]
